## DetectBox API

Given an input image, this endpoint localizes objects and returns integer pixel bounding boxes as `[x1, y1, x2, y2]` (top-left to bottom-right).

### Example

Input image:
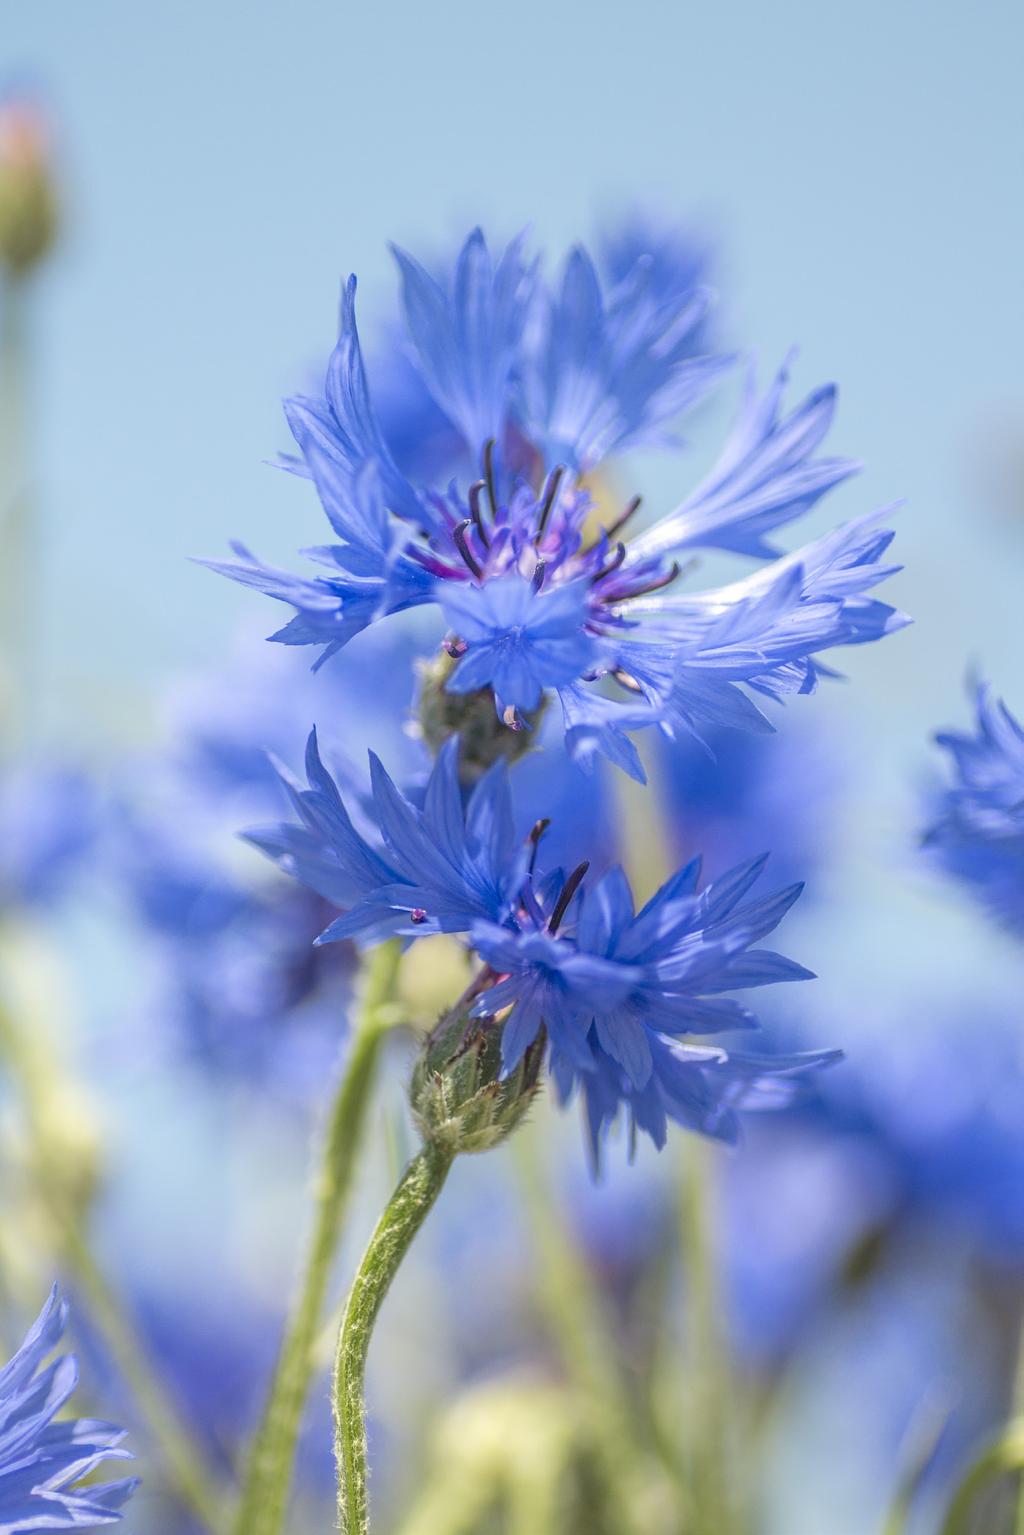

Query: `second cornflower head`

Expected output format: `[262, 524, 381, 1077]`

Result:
[249, 734, 839, 1161]
[204, 226, 909, 781]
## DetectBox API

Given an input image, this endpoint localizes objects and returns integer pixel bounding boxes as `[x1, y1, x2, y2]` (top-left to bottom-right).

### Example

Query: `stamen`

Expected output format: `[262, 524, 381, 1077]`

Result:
[502, 704, 523, 731]
[614, 561, 682, 602]
[467, 480, 490, 547]
[548, 859, 590, 934]
[411, 908, 428, 924]
[612, 668, 644, 694]
[528, 817, 551, 874]
[593, 542, 627, 583]
[605, 494, 642, 540]
[483, 439, 499, 518]
[443, 633, 467, 658]
[452, 519, 483, 580]
[534, 465, 565, 542]
[531, 559, 546, 593]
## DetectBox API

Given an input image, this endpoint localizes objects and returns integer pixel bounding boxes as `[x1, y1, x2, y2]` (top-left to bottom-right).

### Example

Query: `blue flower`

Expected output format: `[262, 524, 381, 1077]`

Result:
[470, 856, 836, 1156]
[250, 732, 527, 944]
[923, 680, 1024, 931]
[254, 739, 838, 1154]
[204, 226, 908, 775]
[0, 765, 99, 910]
[0, 1287, 137, 1532]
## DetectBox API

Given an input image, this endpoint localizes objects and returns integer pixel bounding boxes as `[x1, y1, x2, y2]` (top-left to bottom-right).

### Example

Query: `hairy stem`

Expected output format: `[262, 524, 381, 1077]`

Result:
[333, 1142, 454, 1535]
[232, 941, 402, 1535]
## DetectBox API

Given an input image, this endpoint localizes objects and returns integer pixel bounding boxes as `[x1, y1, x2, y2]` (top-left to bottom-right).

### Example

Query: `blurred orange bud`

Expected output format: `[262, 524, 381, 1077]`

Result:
[0, 95, 58, 279]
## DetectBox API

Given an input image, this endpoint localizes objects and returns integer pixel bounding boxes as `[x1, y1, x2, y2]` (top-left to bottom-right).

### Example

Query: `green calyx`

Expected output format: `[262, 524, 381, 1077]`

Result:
[410, 1006, 543, 1156]
[416, 650, 547, 780]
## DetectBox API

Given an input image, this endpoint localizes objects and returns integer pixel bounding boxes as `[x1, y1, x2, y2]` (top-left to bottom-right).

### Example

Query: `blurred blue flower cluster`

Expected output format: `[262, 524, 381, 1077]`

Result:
[924, 680, 1024, 932]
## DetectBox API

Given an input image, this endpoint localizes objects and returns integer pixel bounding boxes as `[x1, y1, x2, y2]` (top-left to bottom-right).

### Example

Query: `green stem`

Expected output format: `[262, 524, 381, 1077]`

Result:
[0, 282, 32, 740]
[0, 987, 229, 1531]
[1014, 1321, 1024, 1535]
[60, 1220, 229, 1531]
[680, 1137, 736, 1535]
[512, 1128, 676, 1535]
[232, 941, 402, 1535]
[938, 1418, 1024, 1535]
[333, 1141, 454, 1535]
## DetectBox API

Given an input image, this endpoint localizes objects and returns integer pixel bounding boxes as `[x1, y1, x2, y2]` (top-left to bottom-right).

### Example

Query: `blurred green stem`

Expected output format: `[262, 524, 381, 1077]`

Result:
[0, 980, 228, 1532]
[0, 281, 31, 738]
[512, 1127, 675, 1535]
[232, 940, 402, 1535]
[680, 1137, 736, 1535]
[938, 1417, 1024, 1535]
[1013, 1319, 1024, 1535]
[59, 1219, 229, 1531]
[333, 1141, 454, 1535]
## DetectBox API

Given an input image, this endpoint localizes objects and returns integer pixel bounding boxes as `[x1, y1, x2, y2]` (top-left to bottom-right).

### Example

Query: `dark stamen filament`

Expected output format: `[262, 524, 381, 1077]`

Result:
[467, 480, 490, 547]
[531, 559, 546, 593]
[535, 465, 565, 542]
[549, 860, 590, 934]
[528, 817, 551, 875]
[615, 561, 681, 602]
[483, 439, 499, 519]
[605, 494, 642, 540]
[593, 541, 627, 583]
[453, 519, 483, 579]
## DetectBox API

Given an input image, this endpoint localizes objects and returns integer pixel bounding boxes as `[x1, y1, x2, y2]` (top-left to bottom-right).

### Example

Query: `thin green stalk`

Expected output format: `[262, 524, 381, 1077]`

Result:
[0, 282, 32, 738]
[1014, 1322, 1024, 1535]
[60, 1220, 229, 1530]
[0, 982, 228, 1531]
[333, 1141, 454, 1535]
[232, 940, 402, 1535]
[938, 1418, 1024, 1535]
[512, 1126, 677, 1535]
[680, 1137, 736, 1535]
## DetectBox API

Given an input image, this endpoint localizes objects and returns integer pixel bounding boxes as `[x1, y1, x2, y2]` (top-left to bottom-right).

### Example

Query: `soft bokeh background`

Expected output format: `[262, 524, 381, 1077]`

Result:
[2, 2, 1024, 1533]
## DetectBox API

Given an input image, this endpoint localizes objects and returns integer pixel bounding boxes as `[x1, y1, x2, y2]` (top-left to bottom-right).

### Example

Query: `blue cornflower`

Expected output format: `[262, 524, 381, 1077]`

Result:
[256, 739, 838, 1153]
[923, 680, 1024, 932]
[470, 857, 836, 1155]
[249, 732, 527, 944]
[0, 1287, 137, 1532]
[204, 228, 907, 776]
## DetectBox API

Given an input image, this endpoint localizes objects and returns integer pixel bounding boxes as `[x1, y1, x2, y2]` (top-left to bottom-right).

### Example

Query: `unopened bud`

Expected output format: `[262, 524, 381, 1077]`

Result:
[0, 98, 58, 279]
[410, 1006, 543, 1155]
[416, 650, 547, 781]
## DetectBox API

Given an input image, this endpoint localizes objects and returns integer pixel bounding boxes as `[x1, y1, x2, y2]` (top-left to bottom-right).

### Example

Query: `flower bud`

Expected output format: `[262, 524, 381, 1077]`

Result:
[0, 98, 58, 279]
[415, 650, 546, 781]
[410, 1006, 543, 1155]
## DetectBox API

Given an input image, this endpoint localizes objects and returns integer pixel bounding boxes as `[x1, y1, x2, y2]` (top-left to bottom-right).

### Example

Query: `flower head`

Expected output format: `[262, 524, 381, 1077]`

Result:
[250, 732, 526, 945]
[0, 1287, 137, 1531]
[923, 679, 1024, 931]
[256, 739, 838, 1156]
[204, 228, 908, 779]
